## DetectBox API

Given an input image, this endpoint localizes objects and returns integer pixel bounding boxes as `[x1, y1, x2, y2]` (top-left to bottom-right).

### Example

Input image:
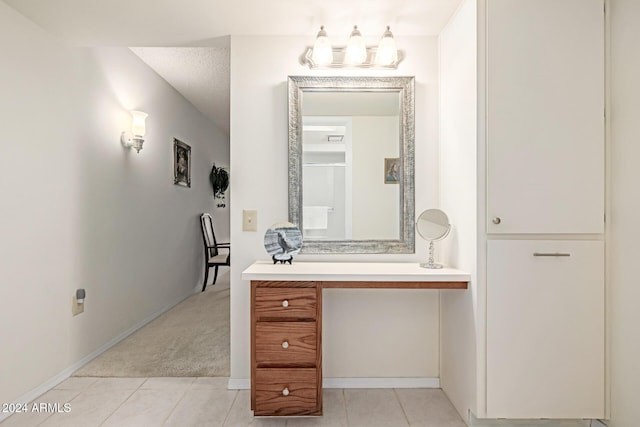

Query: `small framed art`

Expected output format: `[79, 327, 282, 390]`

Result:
[173, 138, 191, 187]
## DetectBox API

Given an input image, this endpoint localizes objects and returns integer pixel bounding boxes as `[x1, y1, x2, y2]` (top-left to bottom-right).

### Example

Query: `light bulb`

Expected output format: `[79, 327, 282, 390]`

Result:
[311, 26, 333, 66]
[375, 26, 398, 66]
[344, 25, 367, 65]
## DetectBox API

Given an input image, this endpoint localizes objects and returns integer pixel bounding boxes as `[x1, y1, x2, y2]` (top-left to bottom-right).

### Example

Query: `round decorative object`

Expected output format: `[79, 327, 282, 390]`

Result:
[264, 222, 303, 264]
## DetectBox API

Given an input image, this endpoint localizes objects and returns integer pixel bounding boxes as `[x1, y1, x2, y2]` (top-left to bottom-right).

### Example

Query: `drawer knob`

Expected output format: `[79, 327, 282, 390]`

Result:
[282, 341, 289, 349]
[492, 217, 501, 225]
[282, 300, 289, 308]
[282, 387, 290, 396]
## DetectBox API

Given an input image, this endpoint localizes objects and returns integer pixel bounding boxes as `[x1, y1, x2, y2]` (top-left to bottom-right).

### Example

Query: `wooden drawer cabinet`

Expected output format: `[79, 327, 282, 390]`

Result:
[254, 286, 317, 320]
[254, 368, 319, 416]
[255, 322, 317, 365]
[251, 281, 322, 416]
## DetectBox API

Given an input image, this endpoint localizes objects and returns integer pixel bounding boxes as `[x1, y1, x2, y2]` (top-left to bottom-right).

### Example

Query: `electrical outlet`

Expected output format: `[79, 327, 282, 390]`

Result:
[72, 296, 84, 316]
[243, 209, 258, 232]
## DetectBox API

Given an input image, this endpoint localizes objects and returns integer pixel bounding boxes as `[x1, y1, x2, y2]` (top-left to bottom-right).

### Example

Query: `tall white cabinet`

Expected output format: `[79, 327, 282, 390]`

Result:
[486, 0, 605, 235]
[440, 0, 606, 422]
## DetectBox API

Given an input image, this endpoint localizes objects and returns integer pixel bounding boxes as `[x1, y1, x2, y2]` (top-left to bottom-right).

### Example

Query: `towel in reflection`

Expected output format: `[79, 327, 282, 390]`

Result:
[303, 206, 331, 230]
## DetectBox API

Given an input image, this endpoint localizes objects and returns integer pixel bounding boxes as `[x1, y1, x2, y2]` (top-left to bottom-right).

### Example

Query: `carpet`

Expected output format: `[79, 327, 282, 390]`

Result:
[73, 279, 230, 377]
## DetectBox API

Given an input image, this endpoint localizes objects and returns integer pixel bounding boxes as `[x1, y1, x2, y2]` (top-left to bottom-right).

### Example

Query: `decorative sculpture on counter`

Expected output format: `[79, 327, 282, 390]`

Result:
[264, 222, 303, 264]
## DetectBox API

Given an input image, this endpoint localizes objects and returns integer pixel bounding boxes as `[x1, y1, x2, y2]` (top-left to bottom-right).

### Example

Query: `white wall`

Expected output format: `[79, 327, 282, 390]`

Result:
[0, 2, 229, 406]
[230, 35, 440, 381]
[609, 0, 640, 425]
[439, 0, 479, 421]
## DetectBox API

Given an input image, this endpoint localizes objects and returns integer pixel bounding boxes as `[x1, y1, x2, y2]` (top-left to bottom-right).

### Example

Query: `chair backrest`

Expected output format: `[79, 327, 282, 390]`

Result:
[200, 213, 219, 257]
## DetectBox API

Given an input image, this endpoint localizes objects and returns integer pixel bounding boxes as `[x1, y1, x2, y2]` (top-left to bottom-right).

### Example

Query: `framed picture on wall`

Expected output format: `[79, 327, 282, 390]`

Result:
[384, 158, 400, 184]
[173, 138, 191, 187]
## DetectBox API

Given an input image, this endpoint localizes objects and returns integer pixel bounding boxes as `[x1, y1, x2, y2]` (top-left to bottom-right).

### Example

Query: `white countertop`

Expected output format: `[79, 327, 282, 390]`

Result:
[241, 261, 470, 282]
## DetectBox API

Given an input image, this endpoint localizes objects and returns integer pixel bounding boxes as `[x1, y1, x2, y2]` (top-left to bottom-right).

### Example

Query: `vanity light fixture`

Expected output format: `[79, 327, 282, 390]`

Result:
[344, 25, 367, 65]
[302, 25, 403, 69]
[375, 26, 398, 66]
[311, 26, 333, 66]
[121, 110, 148, 153]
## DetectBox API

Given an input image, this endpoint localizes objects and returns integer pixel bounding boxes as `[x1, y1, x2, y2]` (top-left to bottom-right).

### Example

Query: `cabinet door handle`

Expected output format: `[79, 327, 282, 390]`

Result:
[282, 387, 290, 396]
[533, 252, 571, 257]
[281, 341, 289, 349]
[492, 217, 501, 225]
[281, 300, 289, 308]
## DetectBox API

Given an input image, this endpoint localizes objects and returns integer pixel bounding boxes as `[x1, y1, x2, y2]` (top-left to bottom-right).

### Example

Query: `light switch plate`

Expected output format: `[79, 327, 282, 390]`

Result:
[243, 209, 258, 232]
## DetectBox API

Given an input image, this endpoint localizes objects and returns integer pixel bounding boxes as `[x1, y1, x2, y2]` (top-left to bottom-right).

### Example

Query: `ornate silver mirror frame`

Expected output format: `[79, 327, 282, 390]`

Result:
[288, 75, 415, 254]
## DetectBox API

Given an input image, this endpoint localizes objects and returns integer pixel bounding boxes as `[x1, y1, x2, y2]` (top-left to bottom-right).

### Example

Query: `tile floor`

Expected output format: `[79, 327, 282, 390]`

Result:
[0, 377, 467, 427]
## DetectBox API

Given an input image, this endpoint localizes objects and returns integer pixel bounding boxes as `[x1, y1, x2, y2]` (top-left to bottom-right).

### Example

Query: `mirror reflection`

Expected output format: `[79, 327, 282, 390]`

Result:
[288, 76, 415, 254]
[302, 91, 400, 241]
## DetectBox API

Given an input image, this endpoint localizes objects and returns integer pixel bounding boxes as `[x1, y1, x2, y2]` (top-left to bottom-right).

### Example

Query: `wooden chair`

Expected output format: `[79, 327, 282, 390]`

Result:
[200, 213, 230, 292]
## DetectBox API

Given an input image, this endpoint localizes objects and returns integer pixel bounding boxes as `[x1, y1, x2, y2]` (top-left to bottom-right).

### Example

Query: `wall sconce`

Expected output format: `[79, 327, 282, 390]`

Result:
[302, 25, 403, 69]
[121, 110, 148, 153]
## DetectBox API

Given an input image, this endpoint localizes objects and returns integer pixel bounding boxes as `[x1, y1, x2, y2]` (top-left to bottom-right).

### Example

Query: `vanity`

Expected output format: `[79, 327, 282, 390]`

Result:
[242, 261, 470, 416]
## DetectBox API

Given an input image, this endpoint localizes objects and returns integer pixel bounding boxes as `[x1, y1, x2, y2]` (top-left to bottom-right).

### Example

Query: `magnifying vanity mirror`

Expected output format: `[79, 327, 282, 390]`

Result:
[416, 209, 451, 269]
[288, 76, 415, 254]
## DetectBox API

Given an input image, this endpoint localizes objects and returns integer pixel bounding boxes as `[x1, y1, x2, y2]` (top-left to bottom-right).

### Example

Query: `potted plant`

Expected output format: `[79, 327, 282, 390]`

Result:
[210, 164, 229, 208]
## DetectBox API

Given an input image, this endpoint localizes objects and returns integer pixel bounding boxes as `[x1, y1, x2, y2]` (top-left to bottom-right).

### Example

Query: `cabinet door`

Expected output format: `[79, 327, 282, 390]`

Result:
[486, 240, 604, 418]
[486, 0, 604, 234]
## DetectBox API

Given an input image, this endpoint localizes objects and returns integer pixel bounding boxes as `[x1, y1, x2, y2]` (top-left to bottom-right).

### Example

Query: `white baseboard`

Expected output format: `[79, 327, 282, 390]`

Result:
[0, 290, 194, 423]
[469, 412, 593, 427]
[227, 377, 440, 390]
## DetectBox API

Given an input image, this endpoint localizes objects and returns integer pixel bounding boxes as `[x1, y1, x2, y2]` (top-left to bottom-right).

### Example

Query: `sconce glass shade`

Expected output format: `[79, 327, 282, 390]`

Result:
[130, 110, 148, 137]
[311, 26, 333, 66]
[375, 26, 398, 66]
[121, 110, 148, 153]
[344, 25, 367, 65]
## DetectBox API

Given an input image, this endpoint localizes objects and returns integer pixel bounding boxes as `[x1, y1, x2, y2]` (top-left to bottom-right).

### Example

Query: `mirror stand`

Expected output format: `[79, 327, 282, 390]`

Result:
[420, 241, 443, 269]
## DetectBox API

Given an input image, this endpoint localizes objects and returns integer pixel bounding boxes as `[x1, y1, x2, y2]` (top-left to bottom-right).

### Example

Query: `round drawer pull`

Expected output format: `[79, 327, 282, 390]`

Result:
[282, 387, 290, 396]
[282, 341, 289, 349]
[492, 217, 501, 225]
[282, 300, 289, 308]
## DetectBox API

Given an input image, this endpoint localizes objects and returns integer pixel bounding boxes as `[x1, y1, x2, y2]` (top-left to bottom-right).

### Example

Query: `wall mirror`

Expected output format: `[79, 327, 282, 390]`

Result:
[288, 76, 415, 253]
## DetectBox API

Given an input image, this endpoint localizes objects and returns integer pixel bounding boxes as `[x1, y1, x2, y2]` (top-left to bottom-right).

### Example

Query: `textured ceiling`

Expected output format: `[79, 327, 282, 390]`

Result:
[130, 46, 230, 135]
[4, 0, 462, 137]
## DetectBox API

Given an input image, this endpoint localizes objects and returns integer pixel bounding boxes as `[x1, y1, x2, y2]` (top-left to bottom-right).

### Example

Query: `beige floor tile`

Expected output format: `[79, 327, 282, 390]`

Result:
[164, 387, 238, 427]
[192, 377, 231, 390]
[38, 389, 133, 427]
[53, 377, 98, 391]
[86, 377, 146, 392]
[100, 388, 185, 427]
[284, 389, 347, 427]
[0, 390, 81, 427]
[395, 389, 466, 427]
[224, 390, 286, 427]
[344, 389, 409, 427]
[140, 377, 195, 392]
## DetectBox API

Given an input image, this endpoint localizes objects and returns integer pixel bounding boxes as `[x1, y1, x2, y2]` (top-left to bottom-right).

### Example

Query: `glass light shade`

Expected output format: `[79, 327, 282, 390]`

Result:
[311, 26, 333, 66]
[344, 26, 367, 65]
[375, 26, 398, 66]
[131, 110, 148, 137]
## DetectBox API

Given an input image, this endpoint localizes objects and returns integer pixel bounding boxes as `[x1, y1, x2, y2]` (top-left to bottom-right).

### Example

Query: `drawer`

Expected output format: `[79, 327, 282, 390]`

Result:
[255, 287, 317, 320]
[255, 322, 317, 366]
[254, 368, 320, 416]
